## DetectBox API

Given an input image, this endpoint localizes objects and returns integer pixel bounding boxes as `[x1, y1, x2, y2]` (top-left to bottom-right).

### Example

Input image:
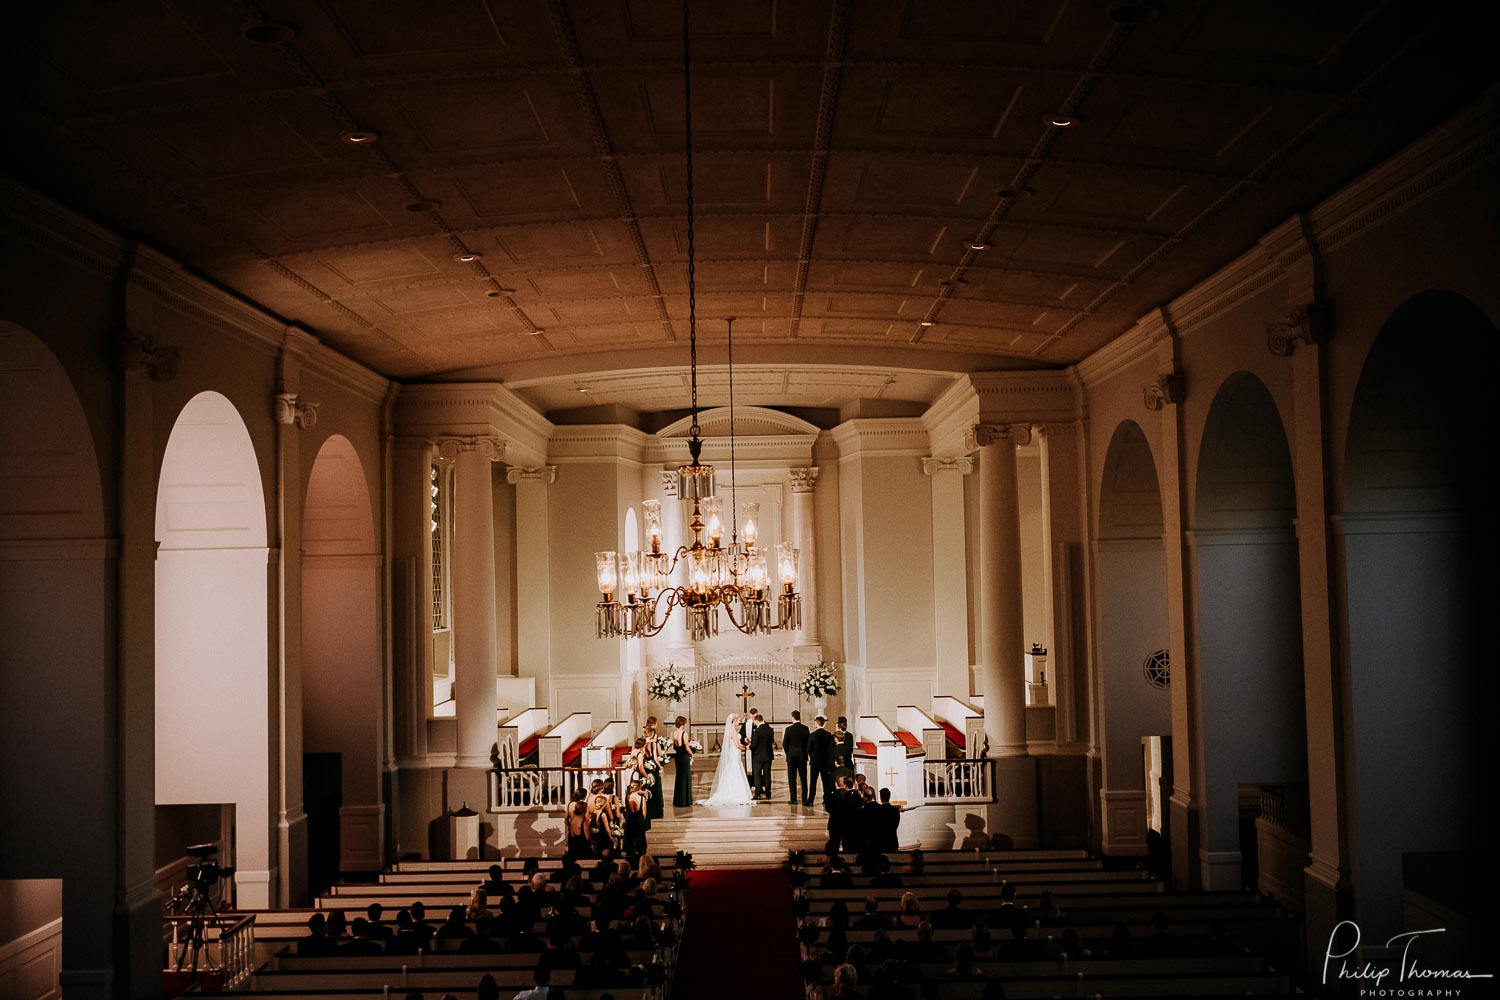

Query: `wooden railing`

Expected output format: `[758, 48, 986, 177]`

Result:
[488, 765, 630, 812]
[162, 913, 255, 988]
[920, 758, 994, 803]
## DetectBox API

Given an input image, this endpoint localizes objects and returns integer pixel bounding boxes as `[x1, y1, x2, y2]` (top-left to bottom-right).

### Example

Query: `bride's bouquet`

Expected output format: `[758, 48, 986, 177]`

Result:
[647, 664, 688, 702]
[798, 662, 839, 698]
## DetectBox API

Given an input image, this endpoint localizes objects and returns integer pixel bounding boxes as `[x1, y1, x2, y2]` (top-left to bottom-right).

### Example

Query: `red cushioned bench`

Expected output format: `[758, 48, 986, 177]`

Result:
[517, 736, 539, 759]
[937, 721, 965, 750]
[561, 737, 590, 766]
[894, 730, 922, 749]
[611, 746, 631, 767]
[856, 741, 877, 757]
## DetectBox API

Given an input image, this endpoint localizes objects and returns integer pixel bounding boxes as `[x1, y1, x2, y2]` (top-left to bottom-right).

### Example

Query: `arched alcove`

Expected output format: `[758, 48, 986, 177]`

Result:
[1340, 291, 1492, 938]
[1191, 373, 1307, 891]
[301, 434, 382, 884]
[155, 390, 272, 907]
[1093, 420, 1170, 856]
[0, 322, 114, 986]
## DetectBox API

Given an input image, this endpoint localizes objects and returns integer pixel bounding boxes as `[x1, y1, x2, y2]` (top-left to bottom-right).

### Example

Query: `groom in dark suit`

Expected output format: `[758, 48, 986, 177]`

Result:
[781, 710, 809, 805]
[749, 713, 775, 800]
[806, 714, 835, 805]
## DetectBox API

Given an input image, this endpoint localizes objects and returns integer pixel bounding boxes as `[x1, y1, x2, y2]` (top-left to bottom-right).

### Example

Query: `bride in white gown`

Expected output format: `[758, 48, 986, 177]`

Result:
[700, 713, 755, 806]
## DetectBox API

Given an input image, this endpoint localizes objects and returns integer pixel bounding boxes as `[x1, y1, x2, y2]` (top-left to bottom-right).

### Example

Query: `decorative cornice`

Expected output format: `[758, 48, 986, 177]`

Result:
[274, 392, 320, 429]
[968, 371, 1081, 426]
[1141, 373, 1186, 411]
[789, 467, 821, 494]
[505, 465, 556, 485]
[1266, 303, 1333, 357]
[830, 418, 931, 459]
[284, 328, 390, 405]
[118, 331, 180, 382]
[920, 456, 974, 476]
[965, 423, 1032, 450]
[435, 435, 505, 460]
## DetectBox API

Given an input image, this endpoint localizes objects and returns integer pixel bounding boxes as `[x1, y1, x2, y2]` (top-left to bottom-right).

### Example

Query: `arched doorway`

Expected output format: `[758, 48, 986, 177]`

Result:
[1340, 291, 1491, 940]
[0, 322, 113, 992]
[1191, 373, 1307, 891]
[1094, 420, 1171, 858]
[155, 391, 272, 907]
[301, 434, 382, 887]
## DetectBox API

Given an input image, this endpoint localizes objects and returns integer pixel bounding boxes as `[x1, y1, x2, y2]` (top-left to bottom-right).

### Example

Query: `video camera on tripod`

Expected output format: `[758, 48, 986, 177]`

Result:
[166, 842, 235, 976]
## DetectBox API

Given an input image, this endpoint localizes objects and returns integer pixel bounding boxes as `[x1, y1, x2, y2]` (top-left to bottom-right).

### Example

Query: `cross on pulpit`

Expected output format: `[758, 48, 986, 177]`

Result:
[737, 683, 756, 715]
[884, 767, 900, 787]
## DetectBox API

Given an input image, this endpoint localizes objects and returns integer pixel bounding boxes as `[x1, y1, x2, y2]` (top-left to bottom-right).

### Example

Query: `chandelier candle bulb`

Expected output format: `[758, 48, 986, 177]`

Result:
[741, 501, 759, 546]
[777, 543, 799, 587]
[596, 551, 618, 596]
[642, 500, 663, 552]
[703, 496, 723, 546]
[622, 551, 642, 598]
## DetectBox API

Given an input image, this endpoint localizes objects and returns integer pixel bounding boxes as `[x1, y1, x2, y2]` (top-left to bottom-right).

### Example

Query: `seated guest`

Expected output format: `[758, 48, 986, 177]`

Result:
[906, 849, 924, 876]
[946, 942, 984, 980]
[624, 912, 658, 948]
[1037, 890, 1069, 927]
[819, 854, 854, 889]
[324, 908, 348, 939]
[396, 907, 434, 947]
[1059, 927, 1092, 960]
[537, 928, 581, 971]
[435, 905, 474, 941]
[511, 964, 556, 1000]
[895, 892, 922, 929]
[466, 888, 491, 921]
[338, 918, 384, 956]
[384, 921, 422, 956]
[572, 946, 630, 989]
[969, 918, 995, 959]
[820, 927, 849, 967]
[364, 902, 394, 940]
[984, 883, 1026, 932]
[870, 788, 901, 852]
[521, 857, 542, 880]
[869, 855, 904, 888]
[866, 929, 897, 967]
[480, 863, 513, 897]
[409, 901, 436, 940]
[826, 899, 851, 929]
[828, 962, 863, 999]
[1141, 910, 1179, 957]
[296, 913, 338, 956]
[1105, 922, 1135, 960]
[504, 921, 546, 953]
[931, 888, 973, 930]
[475, 974, 501, 1000]
[906, 920, 949, 963]
[995, 921, 1045, 962]
[457, 918, 504, 954]
[866, 958, 917, 1000]
[849, 896, 886, 930]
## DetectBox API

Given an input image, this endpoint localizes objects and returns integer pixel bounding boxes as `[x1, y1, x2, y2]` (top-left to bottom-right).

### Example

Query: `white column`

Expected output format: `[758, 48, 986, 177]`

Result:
[790, 467, 820, 645]
[923, 456, 973, 699]
[441, 436, 505, 767]
[973, 424, 1030, 758]
[659, 471, 693, 662]
[508, 466, 555, 706]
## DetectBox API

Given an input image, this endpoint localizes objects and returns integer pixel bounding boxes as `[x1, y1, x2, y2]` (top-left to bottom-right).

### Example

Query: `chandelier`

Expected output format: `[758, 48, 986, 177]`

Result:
[593, 0, 801, 641]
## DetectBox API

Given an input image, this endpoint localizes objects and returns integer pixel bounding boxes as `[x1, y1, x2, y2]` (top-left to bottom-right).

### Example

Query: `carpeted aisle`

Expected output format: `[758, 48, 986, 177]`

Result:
[672, 868, 804, 998]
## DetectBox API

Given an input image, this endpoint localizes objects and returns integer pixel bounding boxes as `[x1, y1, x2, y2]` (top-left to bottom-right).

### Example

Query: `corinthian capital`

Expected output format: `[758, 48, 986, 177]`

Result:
[789, 467, 820, 494]
[436, 435, 505, 460]
[965, 423, 1032, 450]
[274, 392, 320, 429]
[505, 465, 556, 485]
[659, 471, 680, 498]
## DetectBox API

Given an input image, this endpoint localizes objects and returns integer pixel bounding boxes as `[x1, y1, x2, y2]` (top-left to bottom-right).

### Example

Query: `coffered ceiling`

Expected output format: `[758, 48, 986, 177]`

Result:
[1, 1, 1491, 413]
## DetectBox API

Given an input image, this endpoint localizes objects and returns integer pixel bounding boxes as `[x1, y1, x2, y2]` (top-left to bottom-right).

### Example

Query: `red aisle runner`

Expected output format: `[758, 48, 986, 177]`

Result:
[673, 868, 804, 999]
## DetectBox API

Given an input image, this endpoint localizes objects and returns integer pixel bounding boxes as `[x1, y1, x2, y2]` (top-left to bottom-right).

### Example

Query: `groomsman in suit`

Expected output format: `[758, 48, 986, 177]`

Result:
[742, 709, 759, 783]
[807, 715, 835, 805]
[749, 713, 775, 800]
[782, 710, 810, 805]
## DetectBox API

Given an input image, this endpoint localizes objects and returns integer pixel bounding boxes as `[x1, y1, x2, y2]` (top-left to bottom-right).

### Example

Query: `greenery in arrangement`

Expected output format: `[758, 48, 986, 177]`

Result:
[798, 662, 839, 698]
[647, 663, 688, 702]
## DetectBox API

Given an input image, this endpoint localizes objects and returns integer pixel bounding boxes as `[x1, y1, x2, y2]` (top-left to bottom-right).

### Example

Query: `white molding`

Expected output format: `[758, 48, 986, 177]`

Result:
[127, 244, 285, 357]
[0, 175, 128, 279]
[547, 424, 651, 463]
[0, 538, 118, 561]
[285, 328, 390, 405]
[657, 405, 821, 438]
[1100, 788, 1149, 854]
[0, 915, 61, 976]
[1183, 526, 1296, 547]
[1330, 511, 1477, 535]
[920, 378, 980, 456]
[830, 418, 931, 458]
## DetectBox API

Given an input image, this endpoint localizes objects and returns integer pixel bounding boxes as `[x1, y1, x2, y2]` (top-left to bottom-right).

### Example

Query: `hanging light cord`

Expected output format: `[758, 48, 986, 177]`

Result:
[727, 315, 738, 545]
[683, 0, 699, 443]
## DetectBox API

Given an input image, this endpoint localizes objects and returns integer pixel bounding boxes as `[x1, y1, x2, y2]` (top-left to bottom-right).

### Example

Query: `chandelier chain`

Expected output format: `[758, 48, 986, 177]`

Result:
[727, 315, 737, 544]
[682, 0, 699, 433]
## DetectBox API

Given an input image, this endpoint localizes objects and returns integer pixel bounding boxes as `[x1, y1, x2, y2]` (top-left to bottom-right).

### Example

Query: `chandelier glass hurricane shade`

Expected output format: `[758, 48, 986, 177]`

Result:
[594, 0, 802, 641]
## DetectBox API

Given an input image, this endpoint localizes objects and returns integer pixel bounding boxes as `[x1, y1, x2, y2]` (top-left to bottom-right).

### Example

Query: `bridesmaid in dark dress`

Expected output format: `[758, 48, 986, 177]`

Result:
[671, 715, 695, 807]
[644, 717, 665, 822]
[623, 780, 649, 859]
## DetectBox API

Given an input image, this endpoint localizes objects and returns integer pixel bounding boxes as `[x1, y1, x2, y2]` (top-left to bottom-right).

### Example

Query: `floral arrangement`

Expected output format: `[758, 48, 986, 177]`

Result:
[798, 662, 839, 698]
[647, 663, 688, 702]
[688, 740, 703, 753]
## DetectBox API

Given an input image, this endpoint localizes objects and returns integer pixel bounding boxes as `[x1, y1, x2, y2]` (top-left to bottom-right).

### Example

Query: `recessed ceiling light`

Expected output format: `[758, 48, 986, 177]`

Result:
[339, 129, 380, 145]
[576, 386, 590, 393]
[919, 320, 935, 327]
[1108, 2, 1159, 25]
[1048, 114, 1082, 128]
[969, 242, 990, 251]
[241, 20, 298, 44]
[454, 251, 481, 262]
[485, 289, 503, 298]
[530, 328, 545, 337]
[404, 199, 441, 213]
[996, 187, 1032, 200]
